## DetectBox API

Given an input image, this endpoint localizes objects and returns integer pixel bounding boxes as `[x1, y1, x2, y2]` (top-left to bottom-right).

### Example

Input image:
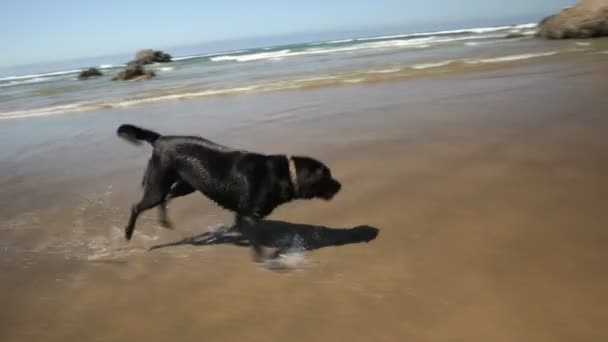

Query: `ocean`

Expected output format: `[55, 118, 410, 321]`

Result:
[0, 22, 605, 120]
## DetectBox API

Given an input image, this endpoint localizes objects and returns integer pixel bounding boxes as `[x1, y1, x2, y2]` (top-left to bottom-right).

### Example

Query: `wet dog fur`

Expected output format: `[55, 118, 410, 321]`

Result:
[117, 124, 342, 261]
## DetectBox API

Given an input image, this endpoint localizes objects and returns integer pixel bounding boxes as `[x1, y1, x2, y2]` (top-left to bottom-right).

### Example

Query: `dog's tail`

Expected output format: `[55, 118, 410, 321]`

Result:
[117, 124, 161, 146]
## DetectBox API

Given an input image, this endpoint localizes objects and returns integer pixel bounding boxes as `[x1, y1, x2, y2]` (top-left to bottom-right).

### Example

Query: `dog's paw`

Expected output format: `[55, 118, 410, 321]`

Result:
[251, 251, 267, 264]
[160, 220, 174, 230]
[125, 227, 134, 241]
[264, 259, 292, 272]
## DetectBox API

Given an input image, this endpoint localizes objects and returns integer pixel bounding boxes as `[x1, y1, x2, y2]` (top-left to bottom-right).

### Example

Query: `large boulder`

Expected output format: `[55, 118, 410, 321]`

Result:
[112, 62, 156, 81]
[538, 0, 608, 39]
[78, 67, 103, 80]
[134, 49, 172, 64]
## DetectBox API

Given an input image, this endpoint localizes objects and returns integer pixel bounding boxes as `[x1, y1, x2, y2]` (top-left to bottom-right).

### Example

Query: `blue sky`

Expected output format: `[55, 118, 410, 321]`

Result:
[1, 0, 577, 67]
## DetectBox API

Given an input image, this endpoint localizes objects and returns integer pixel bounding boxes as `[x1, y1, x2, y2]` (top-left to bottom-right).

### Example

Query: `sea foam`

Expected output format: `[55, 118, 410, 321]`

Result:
[467, 51, 559, 64]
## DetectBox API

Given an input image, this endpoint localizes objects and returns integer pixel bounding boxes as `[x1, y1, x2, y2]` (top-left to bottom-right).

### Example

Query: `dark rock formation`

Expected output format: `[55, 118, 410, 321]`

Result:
[111, 48, 170, 81]
[538, 0, 608, 39]
[78, 68, 103, 80]
[112, 62, 156, 81]
[134, 49, 172, 64]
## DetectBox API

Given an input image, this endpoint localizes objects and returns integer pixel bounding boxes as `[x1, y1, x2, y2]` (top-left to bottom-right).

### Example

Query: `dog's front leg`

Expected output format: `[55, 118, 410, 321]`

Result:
[236, 215, 265, 263]
[158, 201, 173, 229]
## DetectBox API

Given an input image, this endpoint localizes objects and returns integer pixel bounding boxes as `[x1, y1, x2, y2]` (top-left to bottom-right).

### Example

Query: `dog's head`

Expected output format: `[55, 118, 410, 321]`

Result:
[292, 156, 341, 200]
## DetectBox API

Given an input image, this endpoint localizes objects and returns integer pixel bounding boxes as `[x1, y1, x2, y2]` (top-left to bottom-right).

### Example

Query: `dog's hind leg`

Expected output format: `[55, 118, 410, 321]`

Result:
[158, 180, 196, 229]
[167, 180, 196, 200]
[125, 156, 174, 240]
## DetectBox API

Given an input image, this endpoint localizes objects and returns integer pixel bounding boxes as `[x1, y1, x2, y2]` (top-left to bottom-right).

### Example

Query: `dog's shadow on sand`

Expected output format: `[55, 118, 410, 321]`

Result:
[148, 220, 379, 264]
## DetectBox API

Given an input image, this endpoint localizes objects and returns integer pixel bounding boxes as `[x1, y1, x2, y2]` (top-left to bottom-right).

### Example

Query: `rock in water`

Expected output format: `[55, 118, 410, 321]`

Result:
[111, 48, 170, 81]
[112, 62, 156, 81]
[134, 49, 172, 64]
[538, 0, 608, 39]
[78, 67, 103, 80]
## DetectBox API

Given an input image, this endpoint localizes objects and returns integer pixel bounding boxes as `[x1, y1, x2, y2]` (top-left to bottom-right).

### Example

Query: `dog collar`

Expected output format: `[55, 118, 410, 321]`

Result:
[287, 157, 299, 194]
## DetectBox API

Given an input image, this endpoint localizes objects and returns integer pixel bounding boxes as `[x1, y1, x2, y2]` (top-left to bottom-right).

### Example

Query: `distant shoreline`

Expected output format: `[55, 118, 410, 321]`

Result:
[2, 23, 538, 81]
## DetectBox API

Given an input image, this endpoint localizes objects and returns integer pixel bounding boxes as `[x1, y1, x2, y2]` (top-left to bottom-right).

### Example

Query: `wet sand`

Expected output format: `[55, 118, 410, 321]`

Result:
[1, 56, 608, 342]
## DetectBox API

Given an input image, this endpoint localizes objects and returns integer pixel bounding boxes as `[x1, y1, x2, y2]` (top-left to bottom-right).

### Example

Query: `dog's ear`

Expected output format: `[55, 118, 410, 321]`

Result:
[291, 157, 322, 192]
[292, 156, 325, 180]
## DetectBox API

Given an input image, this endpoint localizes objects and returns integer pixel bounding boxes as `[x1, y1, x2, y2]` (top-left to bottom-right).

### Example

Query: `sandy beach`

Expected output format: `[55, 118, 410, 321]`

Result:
[1, 54, 608, 341]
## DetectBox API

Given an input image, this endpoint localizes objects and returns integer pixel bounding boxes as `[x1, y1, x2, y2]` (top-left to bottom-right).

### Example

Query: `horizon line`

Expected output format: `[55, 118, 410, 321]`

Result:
[1, 16, 544, 74]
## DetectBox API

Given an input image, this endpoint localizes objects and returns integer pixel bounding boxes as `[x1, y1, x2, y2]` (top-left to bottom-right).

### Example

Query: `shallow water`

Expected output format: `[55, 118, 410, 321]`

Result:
[1, 57, 608, 341]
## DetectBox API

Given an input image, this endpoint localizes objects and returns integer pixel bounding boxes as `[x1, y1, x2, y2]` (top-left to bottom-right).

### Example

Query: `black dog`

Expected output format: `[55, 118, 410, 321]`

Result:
[117, 124, 342, 261]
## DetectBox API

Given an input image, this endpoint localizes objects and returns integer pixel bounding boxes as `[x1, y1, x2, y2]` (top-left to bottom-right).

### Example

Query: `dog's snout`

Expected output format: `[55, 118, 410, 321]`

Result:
[333, 179, 342, 193]
[321, 178, 341, 200]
